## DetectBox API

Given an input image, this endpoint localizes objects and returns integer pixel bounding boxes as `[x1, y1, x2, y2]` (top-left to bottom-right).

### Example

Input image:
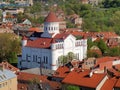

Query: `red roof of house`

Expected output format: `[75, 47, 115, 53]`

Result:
[96, 57, 118, 65]
[101, 78, 117, 90]
[53, 66, 70, 78]
[29, 27, 42, 32]
[26, 38, 53, 48]
[54, 33, 69, 39]
[62, 69, 106, 88]
[115, 78, 120, 88]
[108, 68, 120, 77]
[1, 61, 19, 73]
[45, 12, 59, 22]
[17, 72, 46, 81]
[17, 72, 61, 90]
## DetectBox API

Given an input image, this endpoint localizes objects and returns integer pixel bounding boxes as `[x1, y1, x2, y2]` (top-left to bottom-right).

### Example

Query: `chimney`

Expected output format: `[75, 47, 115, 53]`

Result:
[89, 71, 93, 77]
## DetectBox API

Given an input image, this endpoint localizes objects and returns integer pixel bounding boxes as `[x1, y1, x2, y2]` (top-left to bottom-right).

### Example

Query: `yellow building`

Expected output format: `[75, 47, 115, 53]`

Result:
[0, 68, 17, 90]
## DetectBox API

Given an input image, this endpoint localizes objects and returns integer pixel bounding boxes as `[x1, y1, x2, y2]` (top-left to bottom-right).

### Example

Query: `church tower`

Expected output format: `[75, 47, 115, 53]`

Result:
[41, 12, 59, 38]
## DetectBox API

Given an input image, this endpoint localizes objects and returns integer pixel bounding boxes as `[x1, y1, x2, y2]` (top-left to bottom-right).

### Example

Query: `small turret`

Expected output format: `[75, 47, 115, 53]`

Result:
[22, 36, 27, 47]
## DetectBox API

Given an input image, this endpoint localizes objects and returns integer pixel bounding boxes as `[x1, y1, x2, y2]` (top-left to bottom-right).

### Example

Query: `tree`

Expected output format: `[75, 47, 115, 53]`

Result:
[58, 55, 67, 66]
[28, 78, 42, 90]
[0, 33, 21, 63]
[109, 47, 120, 56]
[30, 2, 42, 20]
[63, 84, 80, 90]
[67, 52, 76, 61]
[58, 52, 76, 66]
[96, 39, 108, 55]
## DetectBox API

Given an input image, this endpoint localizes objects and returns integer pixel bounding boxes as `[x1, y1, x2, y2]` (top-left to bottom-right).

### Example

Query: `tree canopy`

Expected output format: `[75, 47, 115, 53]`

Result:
[0, 33, 21, 63]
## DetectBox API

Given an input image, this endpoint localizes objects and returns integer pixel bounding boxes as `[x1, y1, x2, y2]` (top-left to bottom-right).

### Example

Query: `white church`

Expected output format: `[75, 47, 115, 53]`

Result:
[18, 12, 87, 70]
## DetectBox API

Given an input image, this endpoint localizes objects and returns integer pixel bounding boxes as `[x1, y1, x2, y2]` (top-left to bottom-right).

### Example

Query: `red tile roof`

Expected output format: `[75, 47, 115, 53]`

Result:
[29, 27, 42, 32]
[17, 72, 61, 90]
[54, 33, 69, 39]
[101, 78, 117, 90]
[1, 61, 19, 73]
[115, 78, 120, 88]
[17, 72, 46, 81]
[45, 12, 59, 22]
[108, 68, 120, 77]
[96, 57, 118, 65]
[26, 38, 53, 48]
[53, 66, 70, 78]
[62, 69, 106, 88]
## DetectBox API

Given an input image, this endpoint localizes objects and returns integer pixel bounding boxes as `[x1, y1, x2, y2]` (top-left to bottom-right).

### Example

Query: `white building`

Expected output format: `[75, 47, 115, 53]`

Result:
[18, 12, 87, 70]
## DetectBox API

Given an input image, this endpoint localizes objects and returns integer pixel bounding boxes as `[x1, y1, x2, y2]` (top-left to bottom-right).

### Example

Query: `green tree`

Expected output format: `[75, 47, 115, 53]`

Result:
[63, 84, 80, 90]
[109, 47, 120, 56]
[67, 52, 75, 61]
[0, 34, 21, 63]
[96, 39, 108, 55]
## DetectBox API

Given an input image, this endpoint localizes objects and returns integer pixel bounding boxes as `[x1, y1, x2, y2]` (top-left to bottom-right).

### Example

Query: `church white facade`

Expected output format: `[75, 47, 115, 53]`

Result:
[18, 12, 87, 70]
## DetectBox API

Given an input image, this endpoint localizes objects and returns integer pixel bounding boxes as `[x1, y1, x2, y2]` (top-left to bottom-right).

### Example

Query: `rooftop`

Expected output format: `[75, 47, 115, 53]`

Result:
[101, 78, 117, 90]
[62, 69, 106, 88]
[45, 12, 59, 22]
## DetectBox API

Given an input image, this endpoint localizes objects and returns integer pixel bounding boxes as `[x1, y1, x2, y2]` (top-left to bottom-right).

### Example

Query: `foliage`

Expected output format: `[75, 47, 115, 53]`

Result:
[109, 47, 120, 56]
[102, 0, 120, 8]
[87, 50, 101, 58]
[63, 84, 80, 90]
[58, 52, 76, 65]
[0, 34, 21, 63]
[17, 12, 28, 23]
[87, 38, 95, 50]
[96, 39, 108, 55]
[28, 78, 42, 90]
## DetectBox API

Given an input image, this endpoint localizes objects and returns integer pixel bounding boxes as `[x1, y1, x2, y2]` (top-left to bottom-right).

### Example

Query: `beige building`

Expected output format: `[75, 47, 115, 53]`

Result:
[0, 67, 17, 90]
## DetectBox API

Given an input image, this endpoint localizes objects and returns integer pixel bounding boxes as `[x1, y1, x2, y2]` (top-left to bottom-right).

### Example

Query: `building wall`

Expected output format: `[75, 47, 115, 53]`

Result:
[20, 47, 51, 69]
[0, 77, 17, 90]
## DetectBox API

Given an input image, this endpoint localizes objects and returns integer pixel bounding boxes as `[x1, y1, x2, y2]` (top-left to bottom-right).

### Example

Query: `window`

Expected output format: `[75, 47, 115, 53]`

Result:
[46, 57, 48, 64]
[33, 55, 35, 62]
[51, 27, 53, 30]
[44, 56, 46, 63]
[26, 54, 31, 61]
[46, 27, 47, 31]
[33, 55, 37, 62]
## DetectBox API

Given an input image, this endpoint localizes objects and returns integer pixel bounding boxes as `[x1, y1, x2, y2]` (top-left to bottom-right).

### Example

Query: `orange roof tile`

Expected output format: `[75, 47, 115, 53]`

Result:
[54, 33, 69, 39]
[45, 12, 59, 22]
[115, 78, 120, 88]
[17, 72, 61, 90]
[1, 61, 19, 73]
[62, 69, 106, 88]
[17, 72, 46, 81]
[26, 38, 52, 48]
[101, 78, 117, 90]
[29, 27, 42, 32]
[53, 66, 70, 78]
[96, 57, 118, 65]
